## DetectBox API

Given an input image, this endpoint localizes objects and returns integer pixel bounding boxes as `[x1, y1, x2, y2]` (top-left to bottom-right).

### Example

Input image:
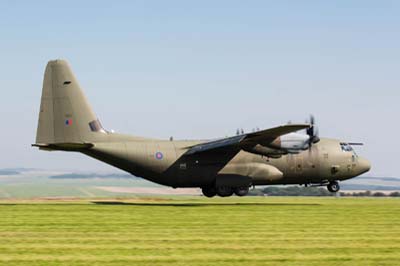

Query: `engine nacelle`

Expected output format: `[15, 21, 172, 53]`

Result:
[268, 133, 310, 152]
[242, 144, 286, 158]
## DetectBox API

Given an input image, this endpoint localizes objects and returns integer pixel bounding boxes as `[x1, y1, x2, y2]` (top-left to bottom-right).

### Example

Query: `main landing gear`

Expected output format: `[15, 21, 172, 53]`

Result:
[201, 187, 217, 198]
[202, 186, 250, 198]
[327, 181, 340, 193]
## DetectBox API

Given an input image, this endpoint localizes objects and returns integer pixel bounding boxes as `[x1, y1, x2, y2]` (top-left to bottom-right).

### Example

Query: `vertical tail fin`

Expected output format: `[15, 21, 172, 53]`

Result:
[35, 59, 105, 145]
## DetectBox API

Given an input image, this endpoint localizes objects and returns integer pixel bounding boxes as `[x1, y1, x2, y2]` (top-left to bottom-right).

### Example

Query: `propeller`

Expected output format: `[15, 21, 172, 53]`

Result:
[306, 115, 320, 149]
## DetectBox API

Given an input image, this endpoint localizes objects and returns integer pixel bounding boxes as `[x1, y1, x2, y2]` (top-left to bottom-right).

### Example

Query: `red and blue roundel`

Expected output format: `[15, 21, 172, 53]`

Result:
[155, 152, 163, 160]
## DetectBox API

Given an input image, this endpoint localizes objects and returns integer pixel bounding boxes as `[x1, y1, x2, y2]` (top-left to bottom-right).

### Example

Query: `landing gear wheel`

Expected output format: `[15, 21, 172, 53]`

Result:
[327, 181, 340, 193]
[216, 186, 234, 197]
[234, 187, 249, 197]
[202, 187, 217, 198]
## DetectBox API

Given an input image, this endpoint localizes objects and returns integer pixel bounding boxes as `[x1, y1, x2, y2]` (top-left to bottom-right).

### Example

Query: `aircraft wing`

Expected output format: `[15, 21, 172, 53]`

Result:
[185, 124, 310, 155]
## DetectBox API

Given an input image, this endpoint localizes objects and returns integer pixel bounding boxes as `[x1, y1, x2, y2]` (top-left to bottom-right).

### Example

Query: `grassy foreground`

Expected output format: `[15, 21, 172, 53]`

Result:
[0, 197, 399, 266]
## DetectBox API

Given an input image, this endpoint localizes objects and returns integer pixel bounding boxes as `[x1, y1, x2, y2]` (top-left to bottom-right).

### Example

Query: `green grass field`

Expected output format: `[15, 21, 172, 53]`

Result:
[0, 197, 399, 266]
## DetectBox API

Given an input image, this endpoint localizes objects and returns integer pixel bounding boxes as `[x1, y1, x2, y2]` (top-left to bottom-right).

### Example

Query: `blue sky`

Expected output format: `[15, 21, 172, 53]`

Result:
[0, 1, 399, 176]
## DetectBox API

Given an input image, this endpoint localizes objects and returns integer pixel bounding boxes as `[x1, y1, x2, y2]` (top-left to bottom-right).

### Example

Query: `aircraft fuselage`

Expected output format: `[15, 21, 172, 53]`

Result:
[79, 135, 370, 188]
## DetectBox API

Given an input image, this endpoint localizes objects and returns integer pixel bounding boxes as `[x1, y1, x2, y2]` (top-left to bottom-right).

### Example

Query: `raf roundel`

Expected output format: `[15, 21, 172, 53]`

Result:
[155, 152, 163, 160]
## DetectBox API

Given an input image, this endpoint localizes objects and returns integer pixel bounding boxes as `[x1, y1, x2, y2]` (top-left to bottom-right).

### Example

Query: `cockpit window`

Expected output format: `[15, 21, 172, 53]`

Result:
[340, 143, 353, 152]
[340, 143, 358, 157]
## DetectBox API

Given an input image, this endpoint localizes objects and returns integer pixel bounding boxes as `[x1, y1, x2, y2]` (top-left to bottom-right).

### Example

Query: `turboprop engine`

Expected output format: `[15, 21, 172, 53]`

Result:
[271, 133, 311, 152]
[244, 115, 320, 157]
[271, 115, 320, 153]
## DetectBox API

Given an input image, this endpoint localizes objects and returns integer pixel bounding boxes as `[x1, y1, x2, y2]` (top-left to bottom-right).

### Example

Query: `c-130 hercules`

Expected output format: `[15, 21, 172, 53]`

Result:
[33, 60, 371, 197]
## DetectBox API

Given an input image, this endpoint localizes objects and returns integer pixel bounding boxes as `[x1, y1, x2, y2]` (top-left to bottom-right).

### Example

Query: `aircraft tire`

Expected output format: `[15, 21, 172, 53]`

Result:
[216, 186, 234, 197]
[234, 187, 249, 197]
[327, 181, 340, 193]
[202, 187, 217, 198]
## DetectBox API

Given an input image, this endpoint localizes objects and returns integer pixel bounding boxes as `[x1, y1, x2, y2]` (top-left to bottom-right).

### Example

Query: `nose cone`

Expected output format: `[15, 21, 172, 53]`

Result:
[356, 157, 371, 175]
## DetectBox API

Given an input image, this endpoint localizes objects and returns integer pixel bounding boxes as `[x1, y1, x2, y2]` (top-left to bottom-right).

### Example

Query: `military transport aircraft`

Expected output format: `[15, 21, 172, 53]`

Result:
[33, 60, 371, 197]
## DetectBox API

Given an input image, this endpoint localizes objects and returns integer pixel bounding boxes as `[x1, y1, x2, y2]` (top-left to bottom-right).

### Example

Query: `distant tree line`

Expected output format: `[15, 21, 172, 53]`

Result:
[249, 186, 332, 196]
[340, 191, 400, 197]
[248, 186, 400, 197]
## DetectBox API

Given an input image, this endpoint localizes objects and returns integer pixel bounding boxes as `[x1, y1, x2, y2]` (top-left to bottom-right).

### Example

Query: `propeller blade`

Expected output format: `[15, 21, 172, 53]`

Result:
[310, 115, 315, 125]
[306, 115, 320, 151]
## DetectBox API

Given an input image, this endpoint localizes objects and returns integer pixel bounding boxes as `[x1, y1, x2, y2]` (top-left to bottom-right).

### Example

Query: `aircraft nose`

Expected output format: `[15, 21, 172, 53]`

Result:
[357, 157, 371, 175]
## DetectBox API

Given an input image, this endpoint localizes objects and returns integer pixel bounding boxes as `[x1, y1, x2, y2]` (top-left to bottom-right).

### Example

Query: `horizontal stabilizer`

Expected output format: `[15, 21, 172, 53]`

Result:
[32, 143, 93, 151]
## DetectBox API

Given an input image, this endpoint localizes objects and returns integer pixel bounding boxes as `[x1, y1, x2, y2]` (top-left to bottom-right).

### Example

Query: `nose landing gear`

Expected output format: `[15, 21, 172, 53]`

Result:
[327, 181, 340, 193]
